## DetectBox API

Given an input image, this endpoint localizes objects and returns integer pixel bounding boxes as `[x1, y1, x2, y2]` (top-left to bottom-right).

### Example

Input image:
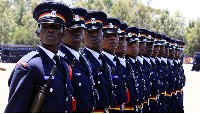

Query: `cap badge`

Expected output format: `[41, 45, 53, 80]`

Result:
[128, 32, 132, 37]
[51, 10, 57, 17]
[117, 28, 121, 33]
[91, 18, 96, 24]
[138, 33, 141, 37]
[109, 23, 113, 28]
[75, 15, 80, 21]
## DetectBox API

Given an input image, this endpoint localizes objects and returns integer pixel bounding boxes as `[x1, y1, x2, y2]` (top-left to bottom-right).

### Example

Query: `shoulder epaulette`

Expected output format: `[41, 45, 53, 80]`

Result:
[16, 51, 39, 67]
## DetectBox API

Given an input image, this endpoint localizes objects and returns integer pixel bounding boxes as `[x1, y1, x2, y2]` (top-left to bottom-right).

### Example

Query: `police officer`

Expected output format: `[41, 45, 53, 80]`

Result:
[4, 2, 74, 112]
[149, 33, 163, 113]
[168, 38, 178, 113]
[176, 40, 185, 113]
[124, 26, 141, 113]
[161, 36, 173, 112]
[156, 34, 167, 113]
[115, 23, 136, 112]
[143, 30, 159, 113]
[165, 38, 176, 112]
[58, 7, 97, 113]
[81, 10, 114, 113]
[101, 17, 126, 112]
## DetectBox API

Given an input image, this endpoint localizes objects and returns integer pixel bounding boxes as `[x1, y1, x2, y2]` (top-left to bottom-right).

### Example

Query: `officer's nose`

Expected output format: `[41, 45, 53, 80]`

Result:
[109, 36, 116, 40]
[92, 33, 97, 37]
[119, 40, 123, 44]
[73, 32, 80, 36]
[47, 28, 55, 33]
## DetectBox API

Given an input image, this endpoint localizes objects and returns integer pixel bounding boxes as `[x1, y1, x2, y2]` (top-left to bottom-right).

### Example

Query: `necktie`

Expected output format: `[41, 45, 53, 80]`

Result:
[98, 54, 108, 73]
[53, 55, 64, 75]
[113, 56, 122, 74]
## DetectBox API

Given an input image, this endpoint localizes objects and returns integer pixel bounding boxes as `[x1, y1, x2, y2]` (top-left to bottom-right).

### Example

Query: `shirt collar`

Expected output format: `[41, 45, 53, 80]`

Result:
[130, 57, 136, 63]
[162, 57, 168, 64]
[175, 59, 178, 64]
[102, 51, 116, 66]
[178, 59, 181, 63]
[143, 56, 151, 65]
[85, 48, 102, 65]
[137, 56, 143, 64]
[39, 45, 56, 64]
[62, 44, 80, 61]
[168, 59, 174, 66]
[157, 57, 161, 63]
[118, 56, 126, 67]
[150, 57, 156, 64]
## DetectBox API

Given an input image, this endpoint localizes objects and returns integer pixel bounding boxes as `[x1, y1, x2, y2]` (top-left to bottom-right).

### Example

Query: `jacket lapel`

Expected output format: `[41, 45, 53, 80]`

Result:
[59, 44, 87, 72]
[37, 47, 65, 82]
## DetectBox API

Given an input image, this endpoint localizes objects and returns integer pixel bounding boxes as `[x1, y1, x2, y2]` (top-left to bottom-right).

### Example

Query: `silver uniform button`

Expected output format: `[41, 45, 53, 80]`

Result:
[66, 84, 67, 88]
[79, 83, 81, 87]
[50, 88, 53, 92]
[98, 81, 101, 84]
[66, 97, 68, 101]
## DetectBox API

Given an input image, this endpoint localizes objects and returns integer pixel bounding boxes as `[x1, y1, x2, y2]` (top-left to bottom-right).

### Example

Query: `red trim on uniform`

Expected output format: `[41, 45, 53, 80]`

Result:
[126, 90, 130, 104]
[16, 61, 27, 67]
[71, 98, 76, 112]
[68, 65, 72, 81]
[92, 110, 105, 113]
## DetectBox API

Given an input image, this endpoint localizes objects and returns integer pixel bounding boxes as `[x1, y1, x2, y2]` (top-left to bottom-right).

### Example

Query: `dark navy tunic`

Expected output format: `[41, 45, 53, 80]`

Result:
[5, 46, 73, 113]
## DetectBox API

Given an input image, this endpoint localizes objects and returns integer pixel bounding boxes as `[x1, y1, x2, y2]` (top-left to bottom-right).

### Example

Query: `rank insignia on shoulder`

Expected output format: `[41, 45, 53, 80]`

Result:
[16, 61, 27, 67]
[74, 73, 82, 76]
[44, 76, 55, 80]
[112, 75, 118, 79]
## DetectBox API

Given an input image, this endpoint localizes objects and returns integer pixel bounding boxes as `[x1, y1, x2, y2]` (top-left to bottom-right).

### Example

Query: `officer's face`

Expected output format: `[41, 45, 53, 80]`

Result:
[115, 36, 127, 54]
[175, 50, 180, 59]
[164, 46, 169, 57]
[102, 33, 119, 51]
[63, 27, 84, 48]
[83, 29, 103, 48]
[143, 42, 154, 56]
[158, 45, 165, 57]
[126, 41, 139, 56]
[39, 23, 63, 45]
[151, 45, 160, 58]
[179, 50, 183, 59]
[138, 42, 146, 55]
[168, 48, 175, 59]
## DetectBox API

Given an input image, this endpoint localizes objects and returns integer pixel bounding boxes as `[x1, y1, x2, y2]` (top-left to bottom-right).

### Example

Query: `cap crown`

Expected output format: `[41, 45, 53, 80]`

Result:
[33, 1, 73, 26]
[66, 7, 87, 28]
[85, 10, 107, 30]
[103, 17, 121, 33]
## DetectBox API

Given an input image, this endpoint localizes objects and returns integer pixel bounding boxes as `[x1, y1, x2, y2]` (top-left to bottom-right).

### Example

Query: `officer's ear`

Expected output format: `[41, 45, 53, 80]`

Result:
[36, 24, 40, 37]
[36, 29, 40, 37]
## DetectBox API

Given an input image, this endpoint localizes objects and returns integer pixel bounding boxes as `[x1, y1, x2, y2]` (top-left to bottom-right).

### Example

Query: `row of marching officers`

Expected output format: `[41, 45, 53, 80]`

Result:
[4, 1, 186, 113]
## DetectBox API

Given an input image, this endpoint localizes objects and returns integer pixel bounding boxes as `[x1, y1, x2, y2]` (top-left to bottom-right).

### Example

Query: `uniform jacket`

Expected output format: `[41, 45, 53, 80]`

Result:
[125, 56, 142, 105]
[150, 58, 162, 94]
[59, 44, 95, 112]
[143, 57, 159, 96]
[137, 57, 151, 100]
[81, 48, 115, 109]
[5, 46, 73, 113]
[102, 53, 126, 106]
